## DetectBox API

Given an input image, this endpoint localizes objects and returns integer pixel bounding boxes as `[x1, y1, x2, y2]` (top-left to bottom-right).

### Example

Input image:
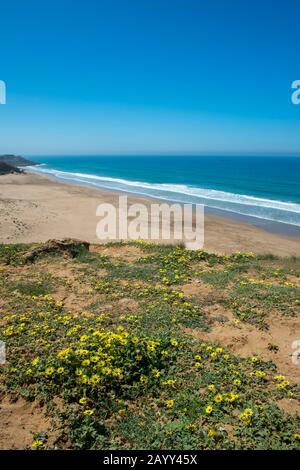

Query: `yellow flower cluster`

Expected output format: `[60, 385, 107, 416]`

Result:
[239, 408, 254, 425]
[276, 380, 290, 389]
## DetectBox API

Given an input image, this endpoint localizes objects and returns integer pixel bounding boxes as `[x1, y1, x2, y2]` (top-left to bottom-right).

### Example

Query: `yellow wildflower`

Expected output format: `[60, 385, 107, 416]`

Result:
[214, 394, 223, 403]
[244, 408, 253, 417]
[165, 400, 174, 408]
[90, 356, 100, 363]
[45, 367, 54, 376]
[255, 370, 266, 378]
[147, 341, 157, 352]
[90, 374, 100, 384]
[32, 357, 40, 366]
[80, 335, 88, 342]
[161, 350, 169, 357]
[151, 368, 161, 378]
[239, 408, 253, 424]
[31, 440, 43, 448]
[162, 379, 176, 386]
[276, 380, 290, 389]
[225, 392, 239, 402]
[186, 424, 196, 431]
[81, 359, 90, 367]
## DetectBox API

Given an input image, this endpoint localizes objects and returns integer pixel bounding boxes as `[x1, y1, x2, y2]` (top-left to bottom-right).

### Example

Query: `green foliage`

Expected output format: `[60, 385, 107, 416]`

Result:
[0, 244, 27, 265]
[0, 241, 299, 450]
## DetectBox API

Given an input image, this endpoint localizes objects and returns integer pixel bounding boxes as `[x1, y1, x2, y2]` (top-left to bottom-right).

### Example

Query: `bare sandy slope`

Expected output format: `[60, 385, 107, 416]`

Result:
[0, 172, 299, 256]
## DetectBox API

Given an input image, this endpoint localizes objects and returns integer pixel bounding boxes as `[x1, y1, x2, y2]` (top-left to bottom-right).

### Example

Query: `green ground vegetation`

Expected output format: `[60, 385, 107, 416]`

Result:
[0, 241, 299, 449]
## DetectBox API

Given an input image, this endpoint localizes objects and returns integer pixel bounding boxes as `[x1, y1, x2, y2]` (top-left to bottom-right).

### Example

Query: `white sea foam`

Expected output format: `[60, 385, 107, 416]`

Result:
[27, 166, 300, 226]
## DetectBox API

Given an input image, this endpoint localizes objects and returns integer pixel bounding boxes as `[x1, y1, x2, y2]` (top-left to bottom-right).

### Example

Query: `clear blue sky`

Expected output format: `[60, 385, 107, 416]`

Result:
[0, 0, 299, 155]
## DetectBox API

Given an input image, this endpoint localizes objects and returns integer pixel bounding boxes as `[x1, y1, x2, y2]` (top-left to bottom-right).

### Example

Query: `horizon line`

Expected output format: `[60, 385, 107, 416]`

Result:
[23, 152, 300, 158]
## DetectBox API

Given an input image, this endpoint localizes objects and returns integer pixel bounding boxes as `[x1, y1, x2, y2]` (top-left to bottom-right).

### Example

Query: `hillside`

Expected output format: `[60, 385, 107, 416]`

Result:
[0, 155, 39, 167]
[0, 162, 23, 175]
[0, 240, 299, 450]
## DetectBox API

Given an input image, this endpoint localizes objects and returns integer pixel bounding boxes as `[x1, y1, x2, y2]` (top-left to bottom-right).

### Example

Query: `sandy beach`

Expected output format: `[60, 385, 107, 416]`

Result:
[0, 172, 299, 256]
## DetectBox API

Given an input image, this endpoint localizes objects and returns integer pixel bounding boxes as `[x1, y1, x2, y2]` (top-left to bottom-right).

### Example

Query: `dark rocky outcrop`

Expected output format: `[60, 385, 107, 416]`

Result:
[23, 238, 90, 263]
[0, 155, 39, 167]
[0, 162, 24, 175]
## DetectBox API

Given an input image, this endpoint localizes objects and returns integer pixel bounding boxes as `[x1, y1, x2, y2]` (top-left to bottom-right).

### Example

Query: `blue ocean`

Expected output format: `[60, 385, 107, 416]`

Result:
[27, 155, 300, 231]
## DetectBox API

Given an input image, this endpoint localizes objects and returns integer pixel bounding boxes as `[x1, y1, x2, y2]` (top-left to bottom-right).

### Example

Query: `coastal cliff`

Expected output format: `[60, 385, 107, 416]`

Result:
[0, 154, 39, 167]
[0, 161, 23, 175]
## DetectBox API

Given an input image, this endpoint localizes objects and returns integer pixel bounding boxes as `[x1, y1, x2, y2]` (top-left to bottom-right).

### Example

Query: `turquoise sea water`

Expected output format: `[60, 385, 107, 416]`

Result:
[27, 155, 300, 229]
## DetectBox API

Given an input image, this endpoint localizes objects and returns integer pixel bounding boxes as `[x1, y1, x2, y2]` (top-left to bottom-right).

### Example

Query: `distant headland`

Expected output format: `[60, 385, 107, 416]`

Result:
[0, 154, 39, 175]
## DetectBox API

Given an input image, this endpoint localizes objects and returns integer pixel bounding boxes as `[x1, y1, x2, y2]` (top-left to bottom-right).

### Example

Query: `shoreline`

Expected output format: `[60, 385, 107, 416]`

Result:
[0, 171, 299, 256]
[26, 166, 300, 238]
[26, 157, 300, 234]
[205, 206, 300, 238]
